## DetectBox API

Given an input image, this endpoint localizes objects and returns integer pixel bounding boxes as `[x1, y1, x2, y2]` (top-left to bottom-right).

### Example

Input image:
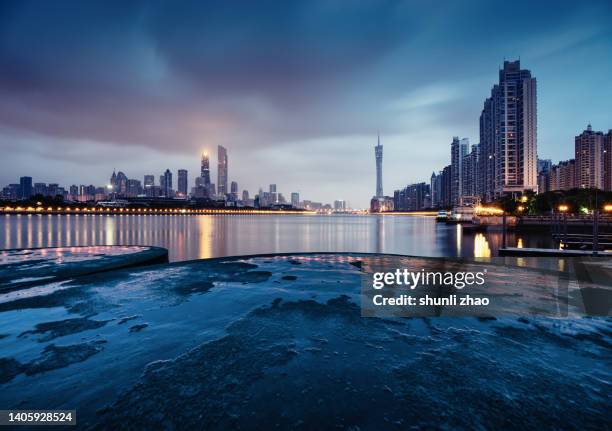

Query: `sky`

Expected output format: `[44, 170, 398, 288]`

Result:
[1, 0, 611, 208]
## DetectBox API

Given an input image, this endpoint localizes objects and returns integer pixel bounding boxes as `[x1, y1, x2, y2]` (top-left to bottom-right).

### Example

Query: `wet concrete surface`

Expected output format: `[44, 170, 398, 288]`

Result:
[0, 246, 168, 292]
[0, 252, 609, 430]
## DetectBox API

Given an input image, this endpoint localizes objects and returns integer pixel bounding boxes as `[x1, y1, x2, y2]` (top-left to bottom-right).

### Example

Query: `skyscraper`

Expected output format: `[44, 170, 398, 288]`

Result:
[480, 60, 537, 200]
[269, 184, 277, 203]
[575, 124, 604, 189]
[230, 181, 238, 201]
[430, 172, 440, 208]
[116, 172, 128, 196]
[161, 169, 172, 197]
[19, 176, 32, 199]
[441, 165, 452, 208]
[450, 137, 470, 205]
[375, 134, 383, 198]
[177, 169, 188, 196]
[217, 145, 228, 196]
[479, 96, 497, 202]
[110, 170, 117, 193]
[462, 144, 480, 202]
[200, 153, 211, 186]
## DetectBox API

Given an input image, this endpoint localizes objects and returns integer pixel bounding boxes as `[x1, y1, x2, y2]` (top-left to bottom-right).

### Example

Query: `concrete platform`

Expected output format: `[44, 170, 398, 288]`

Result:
[0, 253, 609, 429]
[0, 246, 168, 292]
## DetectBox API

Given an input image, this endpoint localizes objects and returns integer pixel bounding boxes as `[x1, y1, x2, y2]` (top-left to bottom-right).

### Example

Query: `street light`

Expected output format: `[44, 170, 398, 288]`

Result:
[558, 204, 569, 213]
[604, 204, 612, 212]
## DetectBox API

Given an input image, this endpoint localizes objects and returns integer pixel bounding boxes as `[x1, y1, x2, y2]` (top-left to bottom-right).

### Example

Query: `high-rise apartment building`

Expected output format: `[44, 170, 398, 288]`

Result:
[575, 124, 604, 189]
[441, 165, 452, 208]
[462, 144, 480, 203]
[604, 130, 612, 191]
[393, 182, 430, 211]
[430, 172, 440, 208]
[479, 60, 537, 200]
[549, 160, 576, 191]
[217, 145, 228, 196]
[450, 137, 470, 205]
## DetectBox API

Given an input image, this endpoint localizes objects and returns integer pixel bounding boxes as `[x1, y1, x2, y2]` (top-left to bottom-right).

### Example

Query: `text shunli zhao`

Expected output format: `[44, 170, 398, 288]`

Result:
[371, 269, 490, 307]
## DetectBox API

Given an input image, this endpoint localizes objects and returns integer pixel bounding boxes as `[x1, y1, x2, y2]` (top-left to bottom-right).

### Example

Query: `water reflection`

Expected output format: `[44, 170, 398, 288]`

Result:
[0, 214, 554, 263]
[474, 233, 491, 258]
[198, 216, 213, 260]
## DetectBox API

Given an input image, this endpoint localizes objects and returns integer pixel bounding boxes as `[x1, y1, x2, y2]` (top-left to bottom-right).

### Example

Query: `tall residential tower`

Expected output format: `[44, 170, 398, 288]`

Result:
[450, 137, 470, 205]
[479, 60, 537, 200]
[575, 124, 604, 189]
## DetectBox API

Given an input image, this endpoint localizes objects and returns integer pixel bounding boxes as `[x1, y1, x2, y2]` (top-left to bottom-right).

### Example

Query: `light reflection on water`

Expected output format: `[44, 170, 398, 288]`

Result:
[0, 214, 554, 263]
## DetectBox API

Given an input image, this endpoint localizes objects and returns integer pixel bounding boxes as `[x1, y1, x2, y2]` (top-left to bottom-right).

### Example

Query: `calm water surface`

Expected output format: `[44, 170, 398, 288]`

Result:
[0, 214, 553, 262]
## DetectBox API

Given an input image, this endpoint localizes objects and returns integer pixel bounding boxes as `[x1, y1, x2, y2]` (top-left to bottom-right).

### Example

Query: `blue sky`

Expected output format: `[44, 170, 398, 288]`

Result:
[1, 0, 611, 207]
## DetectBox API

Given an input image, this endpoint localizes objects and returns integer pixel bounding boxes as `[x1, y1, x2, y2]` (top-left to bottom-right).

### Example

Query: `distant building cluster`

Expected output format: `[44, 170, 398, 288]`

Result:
[537, 125, 612, 193]
[1, 177, 67, 202]
[1, 144, 345, 211]
[429, 60, 538, 210]
[371, 60, 609, 213]
[373, 61, 539, 212]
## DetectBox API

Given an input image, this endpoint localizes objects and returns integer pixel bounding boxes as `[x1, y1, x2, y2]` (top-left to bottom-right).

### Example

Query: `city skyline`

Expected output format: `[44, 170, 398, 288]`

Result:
[1, 1, 611, 207]
[2, 143, 346, 210]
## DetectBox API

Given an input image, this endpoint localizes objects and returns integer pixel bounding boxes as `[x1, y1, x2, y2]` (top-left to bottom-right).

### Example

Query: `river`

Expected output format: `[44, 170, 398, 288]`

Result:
[0, 213, 554, 262]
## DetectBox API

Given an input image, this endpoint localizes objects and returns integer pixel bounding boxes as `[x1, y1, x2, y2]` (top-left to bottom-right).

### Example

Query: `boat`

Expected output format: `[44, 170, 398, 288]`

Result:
[435, 210, 448, 222]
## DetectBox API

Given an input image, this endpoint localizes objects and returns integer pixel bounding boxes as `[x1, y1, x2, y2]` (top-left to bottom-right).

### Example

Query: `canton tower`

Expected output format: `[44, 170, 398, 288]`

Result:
[375, 133, 383, 198]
